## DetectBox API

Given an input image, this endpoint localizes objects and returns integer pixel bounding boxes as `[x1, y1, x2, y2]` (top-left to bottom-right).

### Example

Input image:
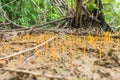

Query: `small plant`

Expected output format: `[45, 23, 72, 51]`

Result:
[61, 44, 65, 53]
[59, 40, 65, 53]
[51, 45, 58, 63]
[63, 34, 67, 45]
[84, 46, 87, 59]
[35, 48, 41, 58]
[45, 42, 48, 56]
[104, 32, 111, 43]
[19, 54, 23, 63]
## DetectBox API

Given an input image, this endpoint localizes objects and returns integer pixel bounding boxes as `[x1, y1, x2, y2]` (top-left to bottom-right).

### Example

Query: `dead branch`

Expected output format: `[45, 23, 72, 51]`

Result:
[0, 22, 11, 26]
[54, 20, 65, 30]
[0, 41, 38, 46]
[0, 16, 72, 33]
[63, 21, 69, 28]
[0, 28, 29, 32]
[0, 36, 56, 60]
[25, 54, 37, 62]
[0, 68, 70, 80]
[31, 16, 72, 29]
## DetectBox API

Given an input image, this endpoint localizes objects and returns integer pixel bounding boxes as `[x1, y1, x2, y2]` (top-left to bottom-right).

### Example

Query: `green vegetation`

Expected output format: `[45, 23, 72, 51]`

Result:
[0, 0, 120, 30]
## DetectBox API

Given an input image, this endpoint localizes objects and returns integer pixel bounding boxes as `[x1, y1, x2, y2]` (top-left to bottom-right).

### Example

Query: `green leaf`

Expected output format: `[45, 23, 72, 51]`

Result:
[0, 16, 6, 22]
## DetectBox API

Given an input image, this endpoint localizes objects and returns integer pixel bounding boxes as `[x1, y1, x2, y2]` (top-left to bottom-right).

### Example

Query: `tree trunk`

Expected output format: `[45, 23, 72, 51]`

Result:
[71, 0, 83, 28]
[71, 0, 112, 32]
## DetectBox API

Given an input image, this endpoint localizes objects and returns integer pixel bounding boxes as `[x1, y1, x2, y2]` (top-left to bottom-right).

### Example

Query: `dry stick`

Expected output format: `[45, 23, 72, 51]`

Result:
[10, 29, 120, 39]
[0, 36, 56, 60]
[0, 28, 28, 32]
[25, 49, 43, 62]
[25, 54, 37, 62]
[0, 41, 38, 46]
[62, 21, 69, 28]
[0, 22, 11, 26]
[9, 41, 38, 44]
[32, 16, 72, 29]
[54, 20, 65, 30]
[0, 68, 69, 80]
[0, 16, 72, 33]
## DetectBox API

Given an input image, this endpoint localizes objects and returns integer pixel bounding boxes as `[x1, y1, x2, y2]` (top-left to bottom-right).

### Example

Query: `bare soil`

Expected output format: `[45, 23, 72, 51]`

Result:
[0, 31, 120, 80]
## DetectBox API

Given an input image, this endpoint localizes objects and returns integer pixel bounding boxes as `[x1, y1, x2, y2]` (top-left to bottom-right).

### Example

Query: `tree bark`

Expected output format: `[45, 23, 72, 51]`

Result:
[71, 0, 112, 32]
[71, 0, 83, 28]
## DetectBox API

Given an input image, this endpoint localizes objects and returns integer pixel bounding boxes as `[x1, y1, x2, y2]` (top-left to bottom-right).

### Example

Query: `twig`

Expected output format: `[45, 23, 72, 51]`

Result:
[54, 20, 65, 30]
[63, 21, 69, 28]
[0, 41, 38, 46]
[31, 16, 72, 29]
[1, 0, 16, 8]
[0, 68, 70, 80]
[0, 36, 56, 60]
[25, 54, 37, 62]
[0, 22, 11, 26]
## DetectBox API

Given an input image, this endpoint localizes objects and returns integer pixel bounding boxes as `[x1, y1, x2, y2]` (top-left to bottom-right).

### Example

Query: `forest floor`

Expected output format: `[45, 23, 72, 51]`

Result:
[0, 29, 120, 80]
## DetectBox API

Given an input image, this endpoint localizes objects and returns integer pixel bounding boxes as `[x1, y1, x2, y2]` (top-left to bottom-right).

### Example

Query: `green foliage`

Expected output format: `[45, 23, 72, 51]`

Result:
[0, 16, 6, 22]
[0, 0, 120, 30]
[47, 5, 62, 20]
[87, 3, 97, 12]
[102, 0, 120, 27]
[0, 0, 62, 28]
[86, 0, 97, 12]
[67, 0, 76, 10]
